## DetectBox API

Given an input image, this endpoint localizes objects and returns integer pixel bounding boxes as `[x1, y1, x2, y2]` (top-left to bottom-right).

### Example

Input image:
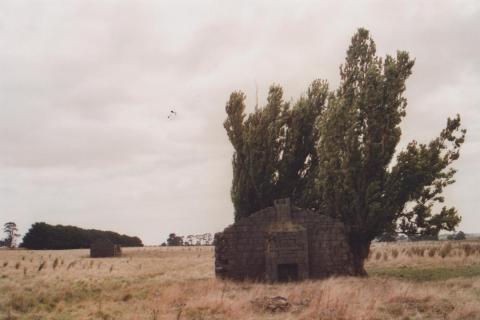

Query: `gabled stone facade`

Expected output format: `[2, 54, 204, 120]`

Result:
[214, 198, 355, 281]
[90, 239, 122, 258]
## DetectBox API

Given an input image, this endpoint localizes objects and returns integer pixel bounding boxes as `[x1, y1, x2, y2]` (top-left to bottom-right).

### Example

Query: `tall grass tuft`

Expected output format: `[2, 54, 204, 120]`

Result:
[52, 258, 59, 270]
[38, 261, 46, 272]
[439, 243, 453, 258]
[463, 244, 473, 257]
[67, 261, 77, 270]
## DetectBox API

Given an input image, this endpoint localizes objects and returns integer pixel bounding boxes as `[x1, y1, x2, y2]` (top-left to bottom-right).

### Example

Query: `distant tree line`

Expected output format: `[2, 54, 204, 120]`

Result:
[376, 230, 468, 242]
[21, 222, 143, 250]
[377, 232, 437, 242]
[161, 233, 213, 246]
[447, 231, 466, 241]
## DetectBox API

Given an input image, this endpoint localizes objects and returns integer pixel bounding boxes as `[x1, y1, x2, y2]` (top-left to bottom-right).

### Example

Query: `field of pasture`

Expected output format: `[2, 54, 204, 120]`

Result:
[1, 241, 480, 320]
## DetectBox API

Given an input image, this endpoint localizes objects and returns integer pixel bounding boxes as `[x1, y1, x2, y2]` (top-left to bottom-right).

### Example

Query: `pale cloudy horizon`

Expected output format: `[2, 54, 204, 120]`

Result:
[1, 1, 479, 244]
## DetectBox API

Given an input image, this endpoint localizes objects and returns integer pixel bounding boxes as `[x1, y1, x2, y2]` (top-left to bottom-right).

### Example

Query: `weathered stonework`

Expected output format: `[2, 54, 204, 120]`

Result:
[214, 198, 355, 281]
[90, 239, 122, 258]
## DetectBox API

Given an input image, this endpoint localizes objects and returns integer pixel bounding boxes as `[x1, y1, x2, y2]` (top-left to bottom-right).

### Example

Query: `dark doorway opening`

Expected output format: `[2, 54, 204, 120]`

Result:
[277, 263, 298, 282]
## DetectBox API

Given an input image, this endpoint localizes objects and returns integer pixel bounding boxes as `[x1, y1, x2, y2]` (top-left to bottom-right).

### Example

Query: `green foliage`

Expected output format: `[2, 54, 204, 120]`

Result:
[455, 231, 466, 240]
[223, 28, 465, 274]
[20, 222, 143, 249]
[316, 29, 464, 247]
[447, 231, 466, 240]
[376, 232, 397, 242]
[409, 234, 439, 241]
[166, 233, 184, 246]
[225, 82, 328, 220]
[317, 29, 414, 237]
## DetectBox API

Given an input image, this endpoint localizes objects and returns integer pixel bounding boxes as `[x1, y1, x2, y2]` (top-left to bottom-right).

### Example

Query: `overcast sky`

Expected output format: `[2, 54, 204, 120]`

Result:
[0, 1, 479, 244]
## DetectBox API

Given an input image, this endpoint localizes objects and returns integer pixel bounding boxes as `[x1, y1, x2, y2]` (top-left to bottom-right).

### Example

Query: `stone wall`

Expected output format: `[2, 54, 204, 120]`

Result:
[265, 227, 309, 282]
[214, 199, 354, 281]
[90, 239, 122, 258]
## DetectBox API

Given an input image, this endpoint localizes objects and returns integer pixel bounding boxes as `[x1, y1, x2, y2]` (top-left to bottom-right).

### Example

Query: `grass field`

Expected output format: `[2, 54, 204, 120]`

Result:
[1, 241, 480, 320]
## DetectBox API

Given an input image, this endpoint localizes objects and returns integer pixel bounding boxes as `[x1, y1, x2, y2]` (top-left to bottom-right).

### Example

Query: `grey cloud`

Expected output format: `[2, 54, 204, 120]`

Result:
[0, 0, 479, 244]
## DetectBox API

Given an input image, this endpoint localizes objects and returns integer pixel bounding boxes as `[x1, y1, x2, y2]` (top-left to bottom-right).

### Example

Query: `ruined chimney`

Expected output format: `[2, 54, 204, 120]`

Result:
[274, 198, 291, 221]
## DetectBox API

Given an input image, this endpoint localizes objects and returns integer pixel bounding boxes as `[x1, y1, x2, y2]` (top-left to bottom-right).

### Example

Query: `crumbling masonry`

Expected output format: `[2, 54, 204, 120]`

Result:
[214, 198, 355, 281]
[90, 239, 122, 258]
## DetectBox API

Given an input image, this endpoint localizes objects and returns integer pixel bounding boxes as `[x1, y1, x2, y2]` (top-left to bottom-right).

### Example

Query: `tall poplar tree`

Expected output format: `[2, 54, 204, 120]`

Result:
[224, 81, 328, 220]
[224, 28, 466, 275]
[316, 29, 465, 274]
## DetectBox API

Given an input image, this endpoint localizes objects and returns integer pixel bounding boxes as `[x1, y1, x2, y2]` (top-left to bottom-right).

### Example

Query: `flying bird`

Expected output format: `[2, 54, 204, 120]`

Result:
[167, 110, 177, 120]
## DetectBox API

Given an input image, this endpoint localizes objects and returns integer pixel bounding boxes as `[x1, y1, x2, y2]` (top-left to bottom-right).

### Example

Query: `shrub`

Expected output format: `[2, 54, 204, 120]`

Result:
[38, 261, 46, 272]
[411, 247, 425, 257]
[462, 244, 473, 257]
[439, 243, 453, 258]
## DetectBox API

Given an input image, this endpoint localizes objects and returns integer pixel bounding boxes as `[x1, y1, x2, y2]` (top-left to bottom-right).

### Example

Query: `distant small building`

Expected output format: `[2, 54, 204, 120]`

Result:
[90, 239, 122, 258]
[214, 198, 355, 282]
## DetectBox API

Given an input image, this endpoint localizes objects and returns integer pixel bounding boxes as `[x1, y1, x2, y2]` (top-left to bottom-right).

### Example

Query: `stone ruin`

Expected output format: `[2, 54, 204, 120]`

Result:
[214, 198, 355, 281]
[90, 239, 122, 258]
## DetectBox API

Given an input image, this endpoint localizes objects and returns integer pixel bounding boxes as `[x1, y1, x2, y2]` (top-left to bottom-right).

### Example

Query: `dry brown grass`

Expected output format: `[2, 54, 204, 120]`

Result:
[0, 242, 479, 320]
[367, 240, 480, 268]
